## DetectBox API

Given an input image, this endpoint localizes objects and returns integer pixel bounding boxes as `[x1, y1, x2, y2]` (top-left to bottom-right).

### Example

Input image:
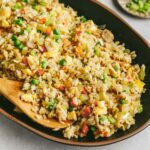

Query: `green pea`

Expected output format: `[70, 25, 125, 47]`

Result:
[41, 61, 46, 69]
[68, 106, 74, 112]
[53, 29, 60, 35]
[59, 59, 66, 66]
[113, 65, 119, 71]
[14, 39, 21, 46]
[90, 126, 97, 132]
[15, 17, 23, 26]
[11, 35, 17, 41]
[31, 79, 39, 85]
[119, 99, 126, 105]
[17, 43, 24, 50]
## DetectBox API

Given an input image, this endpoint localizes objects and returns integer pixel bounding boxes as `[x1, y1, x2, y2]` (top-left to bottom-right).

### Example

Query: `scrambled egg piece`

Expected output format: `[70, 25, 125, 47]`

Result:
[0, 6, 11, 28]
[135, 80, 145, 93]
[94, 101, 107, 116]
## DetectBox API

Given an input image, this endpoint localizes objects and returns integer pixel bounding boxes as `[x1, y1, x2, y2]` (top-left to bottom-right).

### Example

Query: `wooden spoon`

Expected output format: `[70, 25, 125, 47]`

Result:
[0, 78, 71, 129]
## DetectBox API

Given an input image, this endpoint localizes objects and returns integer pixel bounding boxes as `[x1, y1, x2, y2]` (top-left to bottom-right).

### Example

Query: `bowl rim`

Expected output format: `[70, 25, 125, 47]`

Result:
[0, 0, 150, 147]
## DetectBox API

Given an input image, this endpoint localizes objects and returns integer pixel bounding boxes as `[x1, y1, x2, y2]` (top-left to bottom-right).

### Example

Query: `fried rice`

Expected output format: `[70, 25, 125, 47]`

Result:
[0, 0, 146, 139]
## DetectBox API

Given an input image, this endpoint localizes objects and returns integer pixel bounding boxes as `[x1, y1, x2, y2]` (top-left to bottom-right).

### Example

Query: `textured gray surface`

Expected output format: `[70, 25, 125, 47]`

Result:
[0, 0, 150, 150]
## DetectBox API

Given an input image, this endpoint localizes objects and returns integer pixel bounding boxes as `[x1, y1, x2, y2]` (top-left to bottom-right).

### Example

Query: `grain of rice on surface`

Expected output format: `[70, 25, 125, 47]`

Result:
[0, 0, 146, 139]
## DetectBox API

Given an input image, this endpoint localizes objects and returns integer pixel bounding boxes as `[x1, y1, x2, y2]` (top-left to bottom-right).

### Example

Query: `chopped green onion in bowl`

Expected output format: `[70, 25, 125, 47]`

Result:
[126, 0, 150, 14]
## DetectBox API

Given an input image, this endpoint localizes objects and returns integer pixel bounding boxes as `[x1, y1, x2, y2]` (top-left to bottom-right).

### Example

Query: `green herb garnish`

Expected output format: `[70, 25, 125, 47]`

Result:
[47, 100, 57, 111]
[80, 16, 87, 23]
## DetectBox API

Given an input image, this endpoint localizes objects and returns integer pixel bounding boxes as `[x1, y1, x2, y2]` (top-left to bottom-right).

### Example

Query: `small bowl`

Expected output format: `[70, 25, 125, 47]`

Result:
[117, 0, 150, 18]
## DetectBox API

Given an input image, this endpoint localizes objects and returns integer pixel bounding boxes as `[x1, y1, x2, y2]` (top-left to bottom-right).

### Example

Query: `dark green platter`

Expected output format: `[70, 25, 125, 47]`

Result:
[0, 0, 150, 147]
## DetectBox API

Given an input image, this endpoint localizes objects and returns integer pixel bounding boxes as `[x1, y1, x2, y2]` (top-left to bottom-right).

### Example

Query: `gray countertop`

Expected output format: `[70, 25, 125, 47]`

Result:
[0, 0, 150, 150]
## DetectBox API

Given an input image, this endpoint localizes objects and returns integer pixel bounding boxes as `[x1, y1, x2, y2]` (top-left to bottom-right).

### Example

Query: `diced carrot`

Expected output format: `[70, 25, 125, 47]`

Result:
[45, 27, 51, 36]
[21, 9, 28, 14]
[75, 44, 83, 56]
[40, 45, 47, 52]
[126, 75, 132, 81]
[40, 18, 46, 24]
[94, 130, 100, 136]
[62, 22, 66, 26]
[72, 41, 78, 46]
[81, 106, 92, 117]
[36, 69, 45, 76]
[81, 123, 89, 135]
[69, 99, 77, 107]
[58, 86, 65, 92]
[103, 131, 109, 137]
[81, 87, 88, 94]
[63, 67, 69, 73]
[76, 31, 82, 36]
[94, 101, 99, 106]
[22, 57, 28, 66]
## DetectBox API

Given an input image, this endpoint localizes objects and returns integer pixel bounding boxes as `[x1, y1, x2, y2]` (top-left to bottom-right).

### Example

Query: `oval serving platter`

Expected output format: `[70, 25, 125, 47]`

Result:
[0, 0, 150, 147]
